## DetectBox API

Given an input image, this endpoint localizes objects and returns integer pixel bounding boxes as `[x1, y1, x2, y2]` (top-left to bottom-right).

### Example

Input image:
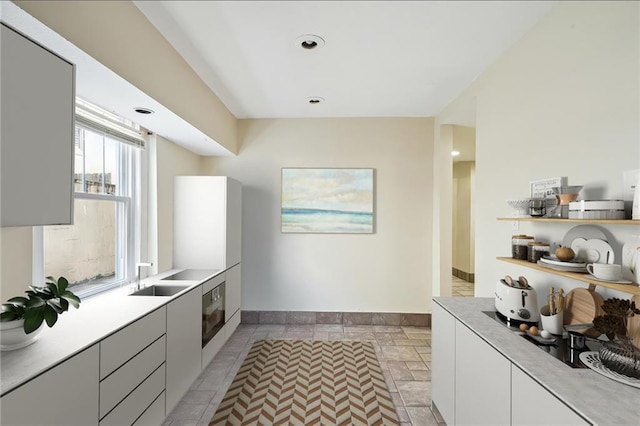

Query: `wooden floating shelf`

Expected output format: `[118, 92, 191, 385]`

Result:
[497, 217, 640, 225]
[496, 257, 640, 296]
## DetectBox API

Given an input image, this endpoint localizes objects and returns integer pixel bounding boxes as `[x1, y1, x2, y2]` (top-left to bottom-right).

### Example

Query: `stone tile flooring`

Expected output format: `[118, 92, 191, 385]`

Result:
[164, 324, 443, 426]
[452, 275, 474, 297]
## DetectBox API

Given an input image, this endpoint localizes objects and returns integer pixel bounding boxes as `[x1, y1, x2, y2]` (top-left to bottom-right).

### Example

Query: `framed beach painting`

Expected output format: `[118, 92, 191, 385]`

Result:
[281, 168, 375, 234]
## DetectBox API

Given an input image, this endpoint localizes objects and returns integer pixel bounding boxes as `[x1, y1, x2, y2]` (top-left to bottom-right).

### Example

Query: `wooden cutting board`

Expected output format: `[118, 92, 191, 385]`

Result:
[563, 287, 604, 338]
[628, 295, 640, 349]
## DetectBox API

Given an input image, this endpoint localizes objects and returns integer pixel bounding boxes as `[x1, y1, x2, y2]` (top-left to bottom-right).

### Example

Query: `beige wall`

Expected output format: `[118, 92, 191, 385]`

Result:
[148, 134, 202, 274]
[438, 1, 640, 305]
[201, 118, 434, 313]
[14, 0, 237, 154]
[453, 161, 475, 276]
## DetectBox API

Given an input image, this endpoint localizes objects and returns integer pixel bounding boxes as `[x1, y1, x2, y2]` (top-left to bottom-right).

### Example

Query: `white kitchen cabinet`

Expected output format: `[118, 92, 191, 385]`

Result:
[202, 328, 226, 370]
[100, 307, 166, 379]
[166, 286, 202, 414]
[133, 391, 166, 426]
[0, 23, 75, 227]
[455, 321, 511, 426]
[225, 263, 242, 323]
[431, 302, 456, 425]
[511, 366, 588, 426]
[99, 336, 166, 419]
[99, 308, 166, 425]
[225, 308, 242, 341]
[0, 345, 99, 425]
[173, 176, 242, 270]
[99, 364, 165, 426]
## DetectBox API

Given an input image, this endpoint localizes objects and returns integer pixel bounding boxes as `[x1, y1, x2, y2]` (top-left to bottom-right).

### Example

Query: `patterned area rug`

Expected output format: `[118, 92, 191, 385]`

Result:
[210, 340, 399, 425]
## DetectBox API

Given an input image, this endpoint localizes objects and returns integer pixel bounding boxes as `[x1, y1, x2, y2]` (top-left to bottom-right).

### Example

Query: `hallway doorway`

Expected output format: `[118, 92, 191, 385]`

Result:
[451, 125, 476, 296]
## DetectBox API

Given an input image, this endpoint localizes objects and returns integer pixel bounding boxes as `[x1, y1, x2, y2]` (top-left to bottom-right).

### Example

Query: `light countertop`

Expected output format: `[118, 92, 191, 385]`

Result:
[0, 269, 223, 396]
[433, 297, 640, 426]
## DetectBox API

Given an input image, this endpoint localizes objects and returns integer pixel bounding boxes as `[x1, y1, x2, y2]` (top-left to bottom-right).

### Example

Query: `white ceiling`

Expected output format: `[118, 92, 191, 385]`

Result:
[134, 1, 555, 121]
[4, 1, 555, 157]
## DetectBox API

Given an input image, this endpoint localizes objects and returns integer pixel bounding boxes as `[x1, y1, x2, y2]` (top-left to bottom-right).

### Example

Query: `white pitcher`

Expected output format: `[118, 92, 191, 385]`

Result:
[622, 235, 640, 284]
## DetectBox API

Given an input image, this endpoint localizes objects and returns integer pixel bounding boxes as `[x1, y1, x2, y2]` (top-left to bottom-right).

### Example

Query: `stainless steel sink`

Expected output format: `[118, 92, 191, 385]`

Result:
[129, 285, 189, 297]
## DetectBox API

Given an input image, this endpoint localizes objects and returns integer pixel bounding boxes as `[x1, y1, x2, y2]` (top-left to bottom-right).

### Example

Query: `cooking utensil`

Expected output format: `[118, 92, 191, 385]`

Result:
[557, 289, 565, 313]
[563, 288, 604, 338]
[549, 287, 555, 315]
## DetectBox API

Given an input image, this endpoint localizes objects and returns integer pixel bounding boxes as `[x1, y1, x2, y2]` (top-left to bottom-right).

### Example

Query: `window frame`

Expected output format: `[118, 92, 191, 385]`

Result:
[33, 123, 141, 299]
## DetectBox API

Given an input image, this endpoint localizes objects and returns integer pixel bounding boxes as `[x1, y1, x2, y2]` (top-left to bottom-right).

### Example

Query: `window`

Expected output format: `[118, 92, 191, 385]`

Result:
[34, 100, 143, 298]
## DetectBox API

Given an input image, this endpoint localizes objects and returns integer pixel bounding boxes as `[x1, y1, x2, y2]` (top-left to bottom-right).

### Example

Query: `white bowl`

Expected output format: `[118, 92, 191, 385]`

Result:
[506, 198, 531, 215]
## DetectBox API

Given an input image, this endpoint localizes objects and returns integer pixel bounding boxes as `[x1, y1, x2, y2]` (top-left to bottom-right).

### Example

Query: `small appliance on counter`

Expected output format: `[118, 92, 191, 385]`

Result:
[495, 275, 540, 325]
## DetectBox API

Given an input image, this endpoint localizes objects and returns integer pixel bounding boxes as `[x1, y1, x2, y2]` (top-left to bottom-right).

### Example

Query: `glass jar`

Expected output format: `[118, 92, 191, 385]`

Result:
[529, 198, 546, 217]
[512, 235, 534, 260]
[528, 241, 550, 263]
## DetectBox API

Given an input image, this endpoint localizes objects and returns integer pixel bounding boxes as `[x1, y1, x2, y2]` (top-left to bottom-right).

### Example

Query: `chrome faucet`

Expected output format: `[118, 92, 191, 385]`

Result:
[136, 262, 153, 291]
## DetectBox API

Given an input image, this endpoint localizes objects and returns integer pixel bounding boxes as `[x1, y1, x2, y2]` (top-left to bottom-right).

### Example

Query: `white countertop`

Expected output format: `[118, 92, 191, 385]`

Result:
[0, 269, 223, 396]
[434, 297, 640, 426]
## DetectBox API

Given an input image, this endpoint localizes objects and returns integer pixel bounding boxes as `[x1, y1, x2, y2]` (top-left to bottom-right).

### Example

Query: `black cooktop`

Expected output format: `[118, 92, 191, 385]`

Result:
[161, 269, 218, 281]
[482, 310, 602, 368]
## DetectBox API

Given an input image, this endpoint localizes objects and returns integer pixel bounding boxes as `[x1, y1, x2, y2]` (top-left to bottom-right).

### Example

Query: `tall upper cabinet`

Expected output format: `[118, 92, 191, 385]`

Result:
[173, 176, 242, 270]
[1, 23, 75, 227]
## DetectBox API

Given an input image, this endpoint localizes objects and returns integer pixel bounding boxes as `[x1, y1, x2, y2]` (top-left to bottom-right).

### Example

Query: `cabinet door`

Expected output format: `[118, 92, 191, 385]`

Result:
[166, 287, 202, 414]
[1, 345, 99, 425]
[512, 366, 588, 426]
[455, 322, 511, 426]
[225, 263, 242, 322]
[431, 302, 456, 425]
[0, 23, 74, 227]
[225, 178, 242, 267]
[173, 176, 242, 270]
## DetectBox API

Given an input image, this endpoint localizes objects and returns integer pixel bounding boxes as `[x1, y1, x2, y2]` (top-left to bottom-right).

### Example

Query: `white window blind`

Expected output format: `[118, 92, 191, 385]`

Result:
[75, 98, 145, 148]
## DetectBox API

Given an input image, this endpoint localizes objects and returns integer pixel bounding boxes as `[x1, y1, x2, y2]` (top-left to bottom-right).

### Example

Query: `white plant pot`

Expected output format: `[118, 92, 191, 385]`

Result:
[0, 319, 44, 351]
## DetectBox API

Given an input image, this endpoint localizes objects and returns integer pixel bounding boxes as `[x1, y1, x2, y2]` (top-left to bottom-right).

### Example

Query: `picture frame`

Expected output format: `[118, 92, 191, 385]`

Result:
[281, 168, 375, 234]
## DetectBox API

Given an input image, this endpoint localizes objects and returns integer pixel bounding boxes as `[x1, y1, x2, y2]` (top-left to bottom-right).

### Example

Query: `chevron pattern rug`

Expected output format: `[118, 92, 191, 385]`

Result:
[209, 339, 399, 425]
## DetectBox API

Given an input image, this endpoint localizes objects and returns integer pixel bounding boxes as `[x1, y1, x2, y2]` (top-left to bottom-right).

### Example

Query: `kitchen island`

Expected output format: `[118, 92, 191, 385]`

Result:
[432, 297, 639, 426]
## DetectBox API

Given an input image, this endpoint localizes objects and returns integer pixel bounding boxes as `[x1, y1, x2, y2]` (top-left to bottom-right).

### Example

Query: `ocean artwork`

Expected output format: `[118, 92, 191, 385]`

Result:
[281, 168, 374, 233]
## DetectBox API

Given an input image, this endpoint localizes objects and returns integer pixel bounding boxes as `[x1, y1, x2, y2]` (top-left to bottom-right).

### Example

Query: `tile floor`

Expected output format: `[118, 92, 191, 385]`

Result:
[164, 324, 443, 426]
[452, 275, 474, 297]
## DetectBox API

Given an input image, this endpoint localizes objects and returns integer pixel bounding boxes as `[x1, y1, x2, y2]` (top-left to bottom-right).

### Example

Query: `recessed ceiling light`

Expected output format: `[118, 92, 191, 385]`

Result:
[134, 107, 154, 115]
[452, 150, 461, 156]
[306, 97, 325, 104]
[295, 34, 325, 50]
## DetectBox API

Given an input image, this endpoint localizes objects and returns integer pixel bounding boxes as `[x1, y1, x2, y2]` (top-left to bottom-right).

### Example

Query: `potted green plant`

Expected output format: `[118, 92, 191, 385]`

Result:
[0, 276, 81, 351]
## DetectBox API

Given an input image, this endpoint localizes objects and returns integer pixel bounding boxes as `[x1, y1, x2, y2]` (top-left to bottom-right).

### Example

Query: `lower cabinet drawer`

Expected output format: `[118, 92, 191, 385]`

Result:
[100, 307, 166, 379]
[225, 310, 241, 341]
[99, 364, 165, 426]
[202, 328, 225, 370]
[133, 391, 166, 426]
[100, 335, 166, 418]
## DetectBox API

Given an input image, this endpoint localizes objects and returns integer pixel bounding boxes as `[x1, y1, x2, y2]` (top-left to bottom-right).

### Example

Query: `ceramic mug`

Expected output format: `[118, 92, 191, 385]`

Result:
[586, 263, 622, 281]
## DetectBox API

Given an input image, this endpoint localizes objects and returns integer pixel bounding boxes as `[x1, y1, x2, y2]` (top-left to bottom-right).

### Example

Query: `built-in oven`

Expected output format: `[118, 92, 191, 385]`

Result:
[202, 281, 225, 348]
